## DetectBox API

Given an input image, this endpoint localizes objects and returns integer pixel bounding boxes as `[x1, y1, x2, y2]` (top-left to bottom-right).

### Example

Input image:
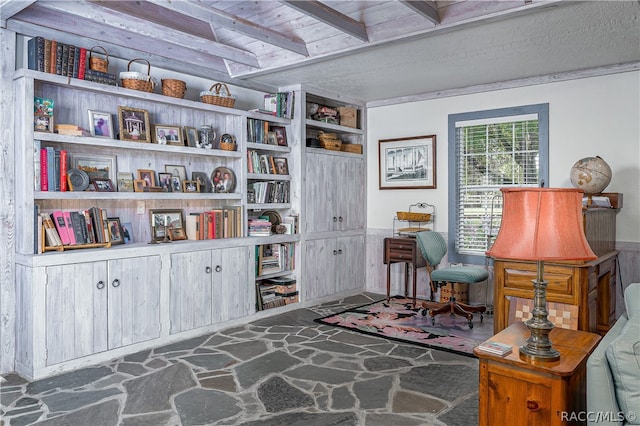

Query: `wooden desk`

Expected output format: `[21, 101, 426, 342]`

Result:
[383, 237, 426, 306]
[475, 322, 601, 426]
[493, 250, 619, 335]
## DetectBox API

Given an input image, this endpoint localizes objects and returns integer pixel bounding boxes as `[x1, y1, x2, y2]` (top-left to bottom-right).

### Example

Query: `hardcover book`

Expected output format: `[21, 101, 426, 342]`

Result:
[476, 341, 513, 356]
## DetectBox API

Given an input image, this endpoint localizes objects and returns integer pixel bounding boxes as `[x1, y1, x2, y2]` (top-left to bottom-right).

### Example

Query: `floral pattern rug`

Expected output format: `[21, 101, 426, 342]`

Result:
[315, 296, 485, 357]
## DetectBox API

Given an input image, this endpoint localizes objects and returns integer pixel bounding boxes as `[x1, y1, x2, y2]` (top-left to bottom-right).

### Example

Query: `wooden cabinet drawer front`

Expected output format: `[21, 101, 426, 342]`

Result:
[388, 248, 414, 260]
[503, 267, 575, 296]
[387, 241, 416, 252]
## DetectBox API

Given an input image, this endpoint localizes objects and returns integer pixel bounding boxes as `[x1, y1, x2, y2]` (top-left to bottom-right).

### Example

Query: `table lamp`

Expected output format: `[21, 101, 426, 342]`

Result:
[486, 188, 596, 362]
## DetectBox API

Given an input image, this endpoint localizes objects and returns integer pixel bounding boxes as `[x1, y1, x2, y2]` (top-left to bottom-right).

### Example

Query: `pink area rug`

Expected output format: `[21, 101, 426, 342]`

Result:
[315, 296, 487, 357]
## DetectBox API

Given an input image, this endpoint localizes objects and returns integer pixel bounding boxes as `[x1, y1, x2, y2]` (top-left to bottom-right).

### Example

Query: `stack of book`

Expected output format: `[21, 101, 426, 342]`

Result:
[184, 206, 243, 240]
[475, 341, 513, 356]
[55, 124, 91, 136]
[247, 181, 290, 204]
[261, 92, 295, 119]
[248, 218, 272, 237]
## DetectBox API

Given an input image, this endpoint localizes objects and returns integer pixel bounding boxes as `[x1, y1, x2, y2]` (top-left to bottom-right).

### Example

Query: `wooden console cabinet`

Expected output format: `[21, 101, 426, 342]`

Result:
[493, 250, 619, 335]
[475, 322, 601, 426]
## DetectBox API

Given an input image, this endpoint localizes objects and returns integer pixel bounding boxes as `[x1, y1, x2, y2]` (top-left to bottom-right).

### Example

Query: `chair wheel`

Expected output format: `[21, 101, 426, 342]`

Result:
[421, 309, 427, 316]
[480, 314, 484, 323]
[431, 317, 435, 326]
[468, 321, 474, 329]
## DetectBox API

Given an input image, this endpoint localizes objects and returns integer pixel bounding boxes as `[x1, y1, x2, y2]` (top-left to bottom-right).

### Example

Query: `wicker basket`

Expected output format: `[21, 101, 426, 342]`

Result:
[89, 46, 109, 72]
[162, 79, 186, 98]
[219, 134, 237, 151]
[318, 131, 342, 150]
[397, 211, 432, 222]
[120, 59, 155, 93]
[200, 83, 236, 108]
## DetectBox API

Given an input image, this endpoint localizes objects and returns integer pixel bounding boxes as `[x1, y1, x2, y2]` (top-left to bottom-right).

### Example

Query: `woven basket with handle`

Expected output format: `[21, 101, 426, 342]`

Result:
[200, 83, 236, 108]
[89, 46, 109, 72]
[162, 79, 187, 99]
[121, 59, 155, 93]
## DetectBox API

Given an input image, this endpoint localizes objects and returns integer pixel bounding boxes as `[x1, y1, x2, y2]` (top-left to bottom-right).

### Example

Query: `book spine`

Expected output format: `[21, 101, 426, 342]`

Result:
[78, 47, 87, 80]
[59, 150, 68, 192]
[101, 209, 110, 243]
[63, 211, 76, 245]
[34, 139, 41, 191]
[41, 212, 63, 247]
[61, 43, 69, 76]
[27, 36, 45, 71]
[44, 39, 51, 74]
[46, 147, 55, 192]
[52, 210, 70, 245]
[55, 42, 63, 75]
[83, 210, 96, 244]
[72, 46, 80, 78]
[66, 45, 75, 77]
[50, 39, 57, 74]
[54, 150, 60, 191]
[40, 148, 48, 191]
[70, 211, 88, 244]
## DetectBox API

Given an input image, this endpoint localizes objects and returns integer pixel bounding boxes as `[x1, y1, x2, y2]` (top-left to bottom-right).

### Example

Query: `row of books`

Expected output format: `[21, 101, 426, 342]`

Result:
[246, 118, 288, 145]
[247, 150, 288, 175]
[27, 36, 118, 85]
[247, 181, 290, 204]
[35, 143, 68, 192]
[256, 277, 298, 311]
[256, 243, 295, 276]
[262, 92, 295, 119]
[37, 207, 111, 253]
[184, 206, 243, 240]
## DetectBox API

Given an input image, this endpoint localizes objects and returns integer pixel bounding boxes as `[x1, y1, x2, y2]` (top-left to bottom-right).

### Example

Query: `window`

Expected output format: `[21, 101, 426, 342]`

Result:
[447, 104, 549, 265]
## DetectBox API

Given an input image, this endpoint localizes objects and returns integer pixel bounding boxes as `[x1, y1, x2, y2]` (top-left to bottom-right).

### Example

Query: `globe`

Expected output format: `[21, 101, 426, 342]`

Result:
[570, 156, 612, 194]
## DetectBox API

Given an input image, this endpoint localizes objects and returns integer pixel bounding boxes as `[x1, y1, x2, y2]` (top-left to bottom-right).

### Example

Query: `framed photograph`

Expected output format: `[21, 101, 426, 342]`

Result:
[107, 217, 124, 245]
[117, 172, 134, 192]
[183, 126, 199, 147]
[191, 171, 212, 193]
[120, 222, 133, 244]
[137, 169, 157, 187]
[165, 165, 187, 183]
[157, 172, 173, 192]
[93, 178, 115, 192]
[152, 124, 183, 146]
[34, 114, 54, 132]
[271, 126, 287, 146]
[133, 179, 148, 192]
[266, 132, 277, 145]
[118, 106, 151, 142]
[168, 228, 187, 241]
[171, 176, 182, 192]
[70, 153, 117, 182]
[182, 180, 200, 193]
[88, 110, 114, 138]
[149, 209, 184, 241]
[378, 135, 436, 190]
[272, 157, 289, 175]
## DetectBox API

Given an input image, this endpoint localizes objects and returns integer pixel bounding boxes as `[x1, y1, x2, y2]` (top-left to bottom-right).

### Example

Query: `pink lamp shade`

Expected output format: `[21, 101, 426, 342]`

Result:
[486, 188, 597, 261]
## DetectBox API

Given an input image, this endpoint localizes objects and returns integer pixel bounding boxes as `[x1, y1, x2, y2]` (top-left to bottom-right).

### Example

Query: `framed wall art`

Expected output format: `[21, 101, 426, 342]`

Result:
[149, 209, 184, 242]
[117, 106, 151, 142]
[88, 110, 114, 138]
[70, 153, 117, 182]
[152, 124, 183, 146]
[378, 135, 436, 190]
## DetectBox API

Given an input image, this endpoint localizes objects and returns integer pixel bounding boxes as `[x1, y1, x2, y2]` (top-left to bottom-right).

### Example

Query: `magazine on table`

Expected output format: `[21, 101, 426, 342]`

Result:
[476, 341, 513, 356]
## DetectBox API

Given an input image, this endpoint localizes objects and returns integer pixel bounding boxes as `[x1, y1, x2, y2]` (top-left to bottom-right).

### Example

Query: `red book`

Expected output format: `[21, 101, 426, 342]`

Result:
[63, 211, 76, 245]
[40, 148, 48, 191]
[77, 47, 87, 80]
[59, 150, 68, 192]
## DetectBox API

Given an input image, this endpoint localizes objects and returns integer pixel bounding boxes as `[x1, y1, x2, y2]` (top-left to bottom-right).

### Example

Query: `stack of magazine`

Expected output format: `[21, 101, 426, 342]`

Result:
[476, 341, 513, 356]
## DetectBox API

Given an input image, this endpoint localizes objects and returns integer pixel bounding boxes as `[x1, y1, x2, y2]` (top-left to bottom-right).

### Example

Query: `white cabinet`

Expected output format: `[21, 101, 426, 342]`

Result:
[17, 256, 160, 369]
[303, 235, 365, 300]
[169, 246, 253, 334]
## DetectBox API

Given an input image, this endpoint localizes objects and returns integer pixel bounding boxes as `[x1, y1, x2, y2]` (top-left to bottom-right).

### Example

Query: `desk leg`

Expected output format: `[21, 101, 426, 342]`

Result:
[386, 263, 391, 302]
[412, 264, 417, 308]
[404, 263, 409, 298]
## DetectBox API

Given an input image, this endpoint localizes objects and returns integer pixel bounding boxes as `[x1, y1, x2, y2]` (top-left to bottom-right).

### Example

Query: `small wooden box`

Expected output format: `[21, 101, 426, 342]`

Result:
[273, 283, 297, 294]
[337, 107, 357, 128]
[281, 291, 299, 305]
[340, 144, 362, 154]
[440, 283, 468, 304]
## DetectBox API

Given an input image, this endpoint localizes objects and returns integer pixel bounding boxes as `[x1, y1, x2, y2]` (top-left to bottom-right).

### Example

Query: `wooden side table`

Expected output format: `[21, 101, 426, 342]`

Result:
[383, 237, 426, 306]
[475, 322, 601, 426]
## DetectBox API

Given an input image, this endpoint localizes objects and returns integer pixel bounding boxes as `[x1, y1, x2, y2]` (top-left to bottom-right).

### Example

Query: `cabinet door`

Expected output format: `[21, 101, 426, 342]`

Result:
[107, 256, 161, 349]
[169, 250, 214, 333]
[212, 247, 254, 323]
[305, 153, 337, 233]
[303, 238, 338, 300]
[336, 156, 366, 231]
[45, 262, 108, 365]
[336, 235, 365, 292]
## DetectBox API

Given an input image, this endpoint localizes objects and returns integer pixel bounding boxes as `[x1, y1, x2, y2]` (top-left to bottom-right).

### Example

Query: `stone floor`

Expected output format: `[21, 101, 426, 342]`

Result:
[0, 293, 490, 426]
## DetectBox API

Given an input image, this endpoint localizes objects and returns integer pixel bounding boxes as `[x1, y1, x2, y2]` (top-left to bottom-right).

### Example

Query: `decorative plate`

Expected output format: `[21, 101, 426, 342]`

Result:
[211, 166, 236, 193]
[67, 168, 90, 191]
[261, 210, 282, 233]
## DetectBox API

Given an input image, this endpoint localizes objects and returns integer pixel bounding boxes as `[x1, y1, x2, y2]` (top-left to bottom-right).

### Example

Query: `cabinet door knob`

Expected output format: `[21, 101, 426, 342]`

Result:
[526, 401, 539, 411]
[215, 265, 222, 272]
[333, 216, 338, 222]
[111, 279, 120, 288]
[205, 266, 212, 273]
[338, 216, 343, 222]
[333, 250, 338, 255]
[338, 249, 343, 255]
[96, 281, 105, 290]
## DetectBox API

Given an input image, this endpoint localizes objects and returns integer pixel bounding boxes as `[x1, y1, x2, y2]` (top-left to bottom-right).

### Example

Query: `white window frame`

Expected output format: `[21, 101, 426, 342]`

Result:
[447, 104, 549, 265]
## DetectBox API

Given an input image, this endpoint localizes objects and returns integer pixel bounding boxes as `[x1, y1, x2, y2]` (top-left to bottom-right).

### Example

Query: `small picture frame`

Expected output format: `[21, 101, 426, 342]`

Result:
[117, 172, 134, 192]
[171, 176, 182, 192]
[168, 228, 187, 241]
[88, 110, 114, 138]
[165, 165, 187, 183]
[157, 172, 173, 192]
[191, 171, 212, 193]
[183, 126, 199, 147]
[133, 179, 148, 192]
[34, 114, 54, 132]
[149, 209, 184, 242]
[120, 222, 133, 244]
[107, 217, 124, 245]
[271, 126, 287, 146]
[70, 153, 117, 182]
[266, 132, 278, 145]
[182, 180, 200, 193]
[93, 178, 115, 192]
[152, 124, 183, 146]
[137, 169, 157, 188]
[118, 106, 151, 142]
[272, 157, 289, 175]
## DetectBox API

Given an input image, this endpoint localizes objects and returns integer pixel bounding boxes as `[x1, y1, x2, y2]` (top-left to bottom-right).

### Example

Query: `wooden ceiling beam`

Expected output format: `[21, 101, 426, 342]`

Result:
[279, 0, 369, 42]
[399, 1, 440, 25]
[31, 1, 260, 67]
[145, 0, 309, 57]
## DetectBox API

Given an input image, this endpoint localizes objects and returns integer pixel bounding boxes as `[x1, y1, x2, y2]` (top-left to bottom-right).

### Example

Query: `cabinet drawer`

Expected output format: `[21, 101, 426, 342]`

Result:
[503, 266, 576, 296]
[387, 241, 416, 251]
[388, 248, 414, 260]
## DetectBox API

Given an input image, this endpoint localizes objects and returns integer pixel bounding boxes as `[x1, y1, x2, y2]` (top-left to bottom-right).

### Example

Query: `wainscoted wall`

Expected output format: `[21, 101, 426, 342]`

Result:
[366, 229, 640, 318]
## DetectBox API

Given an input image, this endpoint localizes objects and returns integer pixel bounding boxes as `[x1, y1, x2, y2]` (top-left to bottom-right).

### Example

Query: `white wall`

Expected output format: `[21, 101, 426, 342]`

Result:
[366, 71, 640, 244]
